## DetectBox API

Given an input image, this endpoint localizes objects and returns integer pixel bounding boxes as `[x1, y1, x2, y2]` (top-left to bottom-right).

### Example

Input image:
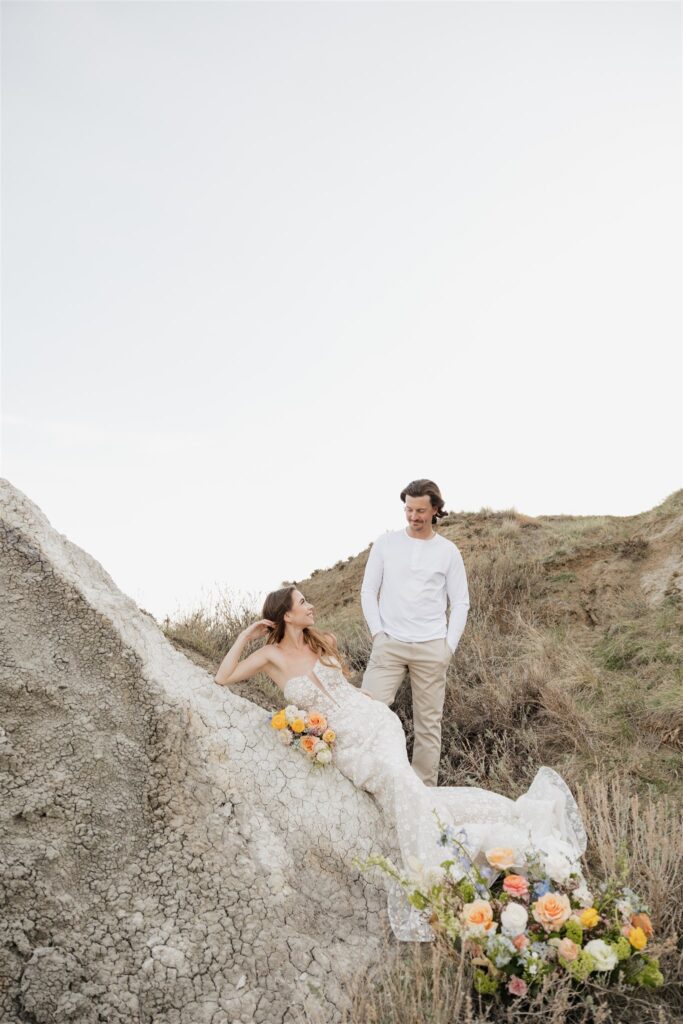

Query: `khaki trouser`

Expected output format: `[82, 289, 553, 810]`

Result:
[361, 633, 451, 787]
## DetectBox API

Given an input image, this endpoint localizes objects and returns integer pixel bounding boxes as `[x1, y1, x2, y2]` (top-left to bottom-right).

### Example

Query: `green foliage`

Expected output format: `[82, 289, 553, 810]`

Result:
[563, 919, 583, 945]
[624, 954, 664, 988]
[565, 950, 596, 982]
[611, 936, 632, 962]
[472, 969, 499, 996]
[458, 878, 476, 903]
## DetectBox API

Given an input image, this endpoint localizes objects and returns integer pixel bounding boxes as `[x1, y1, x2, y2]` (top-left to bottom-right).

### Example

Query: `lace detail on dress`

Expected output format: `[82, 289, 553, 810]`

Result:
[282, 661, 588, 942]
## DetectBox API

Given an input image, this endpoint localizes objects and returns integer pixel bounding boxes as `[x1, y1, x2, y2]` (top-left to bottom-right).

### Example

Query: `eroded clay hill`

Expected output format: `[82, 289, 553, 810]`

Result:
[0, 480, 394, 1024]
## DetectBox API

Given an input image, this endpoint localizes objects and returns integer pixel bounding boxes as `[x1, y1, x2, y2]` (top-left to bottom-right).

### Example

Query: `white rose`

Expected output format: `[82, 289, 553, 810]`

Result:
[284, 705, 300, 724]
[406, 856, 441, 889]
[500, 902, 528, 936]
[575, 879, 594, 908]
[615, 898, 635, 919]
[315, 747, 332, 765]
[540, 837, 578, 884]
[584, 939, 618, 972]
[543, 851, 573, 884]
[278, 730, 293, 746]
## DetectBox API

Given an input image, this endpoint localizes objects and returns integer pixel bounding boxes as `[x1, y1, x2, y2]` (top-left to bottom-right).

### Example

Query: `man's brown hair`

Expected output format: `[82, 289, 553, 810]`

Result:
[400, 479, 447, 525]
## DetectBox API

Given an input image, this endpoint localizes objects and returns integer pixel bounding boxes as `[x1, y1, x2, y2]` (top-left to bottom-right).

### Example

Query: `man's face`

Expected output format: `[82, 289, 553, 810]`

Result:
[404, 494, 435, 534]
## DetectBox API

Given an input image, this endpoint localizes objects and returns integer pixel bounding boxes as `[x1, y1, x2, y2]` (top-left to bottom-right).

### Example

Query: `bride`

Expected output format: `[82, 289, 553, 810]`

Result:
[215, 585, 588, 941]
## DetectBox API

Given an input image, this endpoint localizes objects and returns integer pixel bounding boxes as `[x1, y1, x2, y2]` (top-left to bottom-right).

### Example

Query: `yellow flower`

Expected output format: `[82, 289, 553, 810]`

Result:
[322, 729, 336, 744]
[291, 719, 306, 734]
[271, 711, 287, 731]
[628, 926, 647, 950]
[579, 907, 599, 929]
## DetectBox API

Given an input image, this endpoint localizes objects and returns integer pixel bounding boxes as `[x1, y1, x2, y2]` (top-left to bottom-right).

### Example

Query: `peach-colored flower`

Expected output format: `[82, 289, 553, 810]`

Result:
[558, 938, 580, 962]
[485, 847, 516, 870]
[306, 712, 327, 736]
[322, 729, 336, 744]
[513, 934, 529, 952]
[503, 874, 529, 898]
[628, 926, 647, 950]
[462, 900, 496, 935]
[631, 913, 654, 939]
[299, 735, 318, 755]
[532, 892, 572, 932]
[579, 907, 599, 929]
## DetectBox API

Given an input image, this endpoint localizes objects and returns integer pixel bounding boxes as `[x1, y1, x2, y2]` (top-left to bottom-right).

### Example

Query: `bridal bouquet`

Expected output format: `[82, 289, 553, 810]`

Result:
[364, 826, 665, 1000]
[270, 705, 336, 766]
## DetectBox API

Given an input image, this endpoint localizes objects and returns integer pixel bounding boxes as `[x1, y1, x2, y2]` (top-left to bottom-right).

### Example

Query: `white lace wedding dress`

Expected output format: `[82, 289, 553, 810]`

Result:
[283, 658, 588, 942]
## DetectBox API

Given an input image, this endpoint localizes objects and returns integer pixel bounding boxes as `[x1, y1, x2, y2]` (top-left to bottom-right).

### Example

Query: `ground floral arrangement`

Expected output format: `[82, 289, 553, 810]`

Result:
[364, 821, 665, 1001]
[270, 705, 336, 765]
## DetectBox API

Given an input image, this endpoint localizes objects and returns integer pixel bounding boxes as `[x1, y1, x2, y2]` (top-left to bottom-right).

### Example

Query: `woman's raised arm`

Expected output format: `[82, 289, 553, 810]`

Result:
[214, 619, 275, 686]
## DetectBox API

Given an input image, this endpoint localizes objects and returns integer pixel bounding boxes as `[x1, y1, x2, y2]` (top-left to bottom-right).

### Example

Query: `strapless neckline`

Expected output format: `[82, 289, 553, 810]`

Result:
[282, 658, 345, 710]
[283, 657, 323, 691]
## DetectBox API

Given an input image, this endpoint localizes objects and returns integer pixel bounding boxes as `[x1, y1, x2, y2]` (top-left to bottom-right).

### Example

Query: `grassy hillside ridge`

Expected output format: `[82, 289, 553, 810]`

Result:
[302, 490, 682, 630]
[165, 490, 683, 798]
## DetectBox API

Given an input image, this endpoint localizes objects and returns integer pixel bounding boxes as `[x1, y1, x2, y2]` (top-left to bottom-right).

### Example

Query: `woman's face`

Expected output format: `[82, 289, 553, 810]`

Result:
[285, 589, 315, 628]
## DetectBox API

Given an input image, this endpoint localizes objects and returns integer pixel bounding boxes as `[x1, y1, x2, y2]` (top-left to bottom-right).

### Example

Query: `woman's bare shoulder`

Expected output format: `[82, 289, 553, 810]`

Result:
[260, 643, 290, 685]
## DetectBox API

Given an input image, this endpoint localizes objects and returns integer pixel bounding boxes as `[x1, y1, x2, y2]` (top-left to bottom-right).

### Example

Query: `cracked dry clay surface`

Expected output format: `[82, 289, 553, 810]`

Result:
[0, 479, 397, 1024]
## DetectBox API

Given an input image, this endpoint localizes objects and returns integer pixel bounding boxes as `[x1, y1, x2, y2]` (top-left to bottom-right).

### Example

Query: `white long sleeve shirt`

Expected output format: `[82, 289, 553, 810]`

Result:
[360, 529, 470, 653]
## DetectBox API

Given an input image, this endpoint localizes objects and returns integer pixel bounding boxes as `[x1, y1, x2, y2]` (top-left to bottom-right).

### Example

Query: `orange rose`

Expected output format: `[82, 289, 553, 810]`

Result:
[485, 847, 517, 870]
[631, 913, 654, 939]
[462, 900, 496, 935]
[532, 892, 572, 932]
[306, 712, 327, 735]
[300, 735, 319, 755]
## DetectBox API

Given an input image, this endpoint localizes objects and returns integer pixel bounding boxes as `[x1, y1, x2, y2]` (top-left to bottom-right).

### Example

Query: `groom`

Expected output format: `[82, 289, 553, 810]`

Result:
[360, 479, 469, 786]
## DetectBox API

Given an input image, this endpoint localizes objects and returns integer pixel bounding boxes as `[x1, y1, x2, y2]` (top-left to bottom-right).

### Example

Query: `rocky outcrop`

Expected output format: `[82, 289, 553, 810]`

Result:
[0, 480, 394, 1024]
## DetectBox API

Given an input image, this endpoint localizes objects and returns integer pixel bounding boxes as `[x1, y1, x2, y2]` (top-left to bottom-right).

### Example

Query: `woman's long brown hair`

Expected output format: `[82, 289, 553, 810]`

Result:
[261, 586, 348, 676]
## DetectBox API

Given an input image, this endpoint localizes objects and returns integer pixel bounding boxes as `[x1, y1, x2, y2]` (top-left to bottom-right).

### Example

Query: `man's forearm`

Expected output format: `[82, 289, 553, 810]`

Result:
[361, 539, 385, 636]
[446, 603, 469, 652]
[360, 587, 383, 637]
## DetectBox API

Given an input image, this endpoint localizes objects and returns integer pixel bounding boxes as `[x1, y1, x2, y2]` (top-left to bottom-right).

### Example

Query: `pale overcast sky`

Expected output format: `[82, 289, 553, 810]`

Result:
[2, 1, 681, 619]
